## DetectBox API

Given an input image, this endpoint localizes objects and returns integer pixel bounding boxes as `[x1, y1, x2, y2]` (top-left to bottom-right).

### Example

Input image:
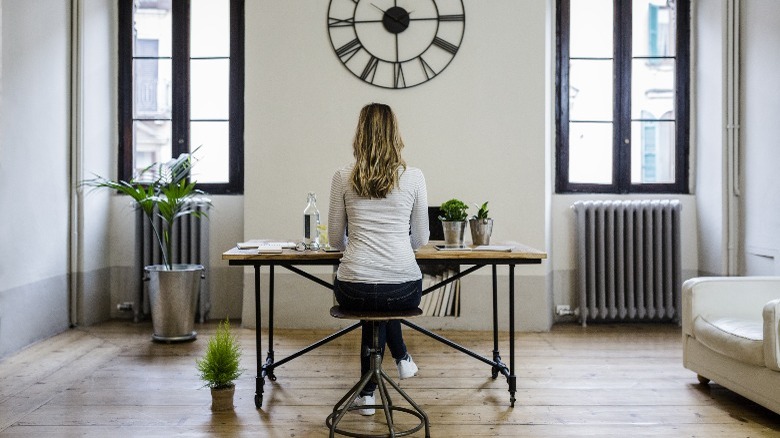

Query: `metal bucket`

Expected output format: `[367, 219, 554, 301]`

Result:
[469, 218, 493, 246]
[441, 220, 467, 247]
[145, 264, 204, 342]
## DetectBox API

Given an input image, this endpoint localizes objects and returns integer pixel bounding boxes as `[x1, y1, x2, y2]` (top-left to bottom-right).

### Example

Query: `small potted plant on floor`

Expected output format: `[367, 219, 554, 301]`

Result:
[197, 318, 243, 411]
[438, 198, 469, 247]
[469, 201, 493, 245]
[83, 151, 211, 342]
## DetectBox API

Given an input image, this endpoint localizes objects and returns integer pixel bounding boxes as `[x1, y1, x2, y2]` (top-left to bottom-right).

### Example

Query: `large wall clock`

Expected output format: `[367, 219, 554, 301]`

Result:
[327, 0, 465, 89]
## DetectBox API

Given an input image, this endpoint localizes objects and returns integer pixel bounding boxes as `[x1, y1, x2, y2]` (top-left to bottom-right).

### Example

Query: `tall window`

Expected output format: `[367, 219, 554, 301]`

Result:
[556, 0, 689, 193]
[119, 0, 244, 194]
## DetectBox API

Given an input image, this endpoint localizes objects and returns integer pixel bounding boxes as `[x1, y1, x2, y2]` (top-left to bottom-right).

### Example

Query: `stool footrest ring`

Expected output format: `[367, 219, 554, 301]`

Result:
[326, 405, 426, 438]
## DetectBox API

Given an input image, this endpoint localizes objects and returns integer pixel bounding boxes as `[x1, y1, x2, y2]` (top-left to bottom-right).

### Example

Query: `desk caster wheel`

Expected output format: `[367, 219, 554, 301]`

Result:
[268, 371, 277, 382]
[491, 366, 499, 379]
[255, 394, 263, 408]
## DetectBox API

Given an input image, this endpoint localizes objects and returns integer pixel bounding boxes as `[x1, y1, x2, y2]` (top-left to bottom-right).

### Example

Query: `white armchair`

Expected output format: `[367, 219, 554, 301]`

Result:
[683, 277, 780, 414]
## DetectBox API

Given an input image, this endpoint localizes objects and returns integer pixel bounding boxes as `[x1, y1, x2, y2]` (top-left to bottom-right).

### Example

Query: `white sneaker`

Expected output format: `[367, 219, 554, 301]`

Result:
[354, 394, 375, 416]
[396, 354, 418, 380]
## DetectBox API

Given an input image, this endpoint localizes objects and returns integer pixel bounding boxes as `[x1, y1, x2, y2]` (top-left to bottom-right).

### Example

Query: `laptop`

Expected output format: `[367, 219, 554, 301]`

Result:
[428, 206, 444, 241]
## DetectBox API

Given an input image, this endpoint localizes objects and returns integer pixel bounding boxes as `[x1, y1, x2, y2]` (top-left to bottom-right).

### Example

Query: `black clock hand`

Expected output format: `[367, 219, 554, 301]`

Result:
[371, 3, 409, 26]
[370, 3, 388, 15]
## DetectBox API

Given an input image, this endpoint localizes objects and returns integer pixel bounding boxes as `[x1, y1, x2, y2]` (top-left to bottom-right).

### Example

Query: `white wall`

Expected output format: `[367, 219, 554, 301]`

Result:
[740, 0, 780, 275]
[0, 0, 71, 358]
[693, 0, 728, 277]
[242, 0, 551, 331]
[77, 0, 115, 326]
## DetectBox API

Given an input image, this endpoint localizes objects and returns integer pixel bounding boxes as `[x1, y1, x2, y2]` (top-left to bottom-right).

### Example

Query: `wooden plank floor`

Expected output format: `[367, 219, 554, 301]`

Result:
[1, 321, 779, 437]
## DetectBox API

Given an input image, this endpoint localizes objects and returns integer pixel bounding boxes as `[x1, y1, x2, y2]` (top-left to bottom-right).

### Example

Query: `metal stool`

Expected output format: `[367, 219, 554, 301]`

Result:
[326, 306, 430, 438]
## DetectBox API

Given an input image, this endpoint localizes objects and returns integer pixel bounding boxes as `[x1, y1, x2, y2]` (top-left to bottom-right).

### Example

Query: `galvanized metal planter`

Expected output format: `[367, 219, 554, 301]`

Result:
[145, 264, 205, 342]
[441, 220, 467, 247]
[469, 218, 493, 246]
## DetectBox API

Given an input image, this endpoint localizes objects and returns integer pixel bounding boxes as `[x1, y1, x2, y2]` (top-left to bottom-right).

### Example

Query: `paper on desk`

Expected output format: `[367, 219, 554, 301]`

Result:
[237, 239, 296, 250]
[473, 245, 513, 252]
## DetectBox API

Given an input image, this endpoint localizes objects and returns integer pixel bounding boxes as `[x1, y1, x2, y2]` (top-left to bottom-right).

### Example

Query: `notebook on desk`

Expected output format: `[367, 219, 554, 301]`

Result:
[237, 240, 296, 250]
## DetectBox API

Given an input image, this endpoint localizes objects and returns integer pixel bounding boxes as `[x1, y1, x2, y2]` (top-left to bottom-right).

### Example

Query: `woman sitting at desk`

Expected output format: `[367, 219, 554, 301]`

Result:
[328, 103, 429, 416]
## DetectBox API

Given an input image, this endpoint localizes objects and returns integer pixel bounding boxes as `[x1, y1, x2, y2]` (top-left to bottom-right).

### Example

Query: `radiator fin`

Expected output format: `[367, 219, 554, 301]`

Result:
[573, 200, 681, 326]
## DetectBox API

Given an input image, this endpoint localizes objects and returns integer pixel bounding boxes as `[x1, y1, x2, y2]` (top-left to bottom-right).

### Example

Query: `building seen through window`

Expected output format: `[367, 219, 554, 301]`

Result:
[557, 0, 689, 194]
[119, 0, 244, 194]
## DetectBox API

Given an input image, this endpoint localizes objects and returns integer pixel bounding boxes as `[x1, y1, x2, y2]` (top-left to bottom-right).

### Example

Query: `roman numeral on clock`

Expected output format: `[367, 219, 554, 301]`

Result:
[360, 56, 379, 82]
[328, 17, 355, 28]
[335, 38, 362, 62]
[432, 37, 459, 55]
[439, 14, 465, 22]
[394, 63, 406, 89]
[418, 56, 437, 80]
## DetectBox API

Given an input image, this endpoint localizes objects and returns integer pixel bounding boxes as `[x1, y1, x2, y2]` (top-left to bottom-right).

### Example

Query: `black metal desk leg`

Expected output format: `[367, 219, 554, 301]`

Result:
[254, 265, 264, 408]
[508, 264, 516, 407]
[266, 265, 276, 381]
[491, 264, 501, 379]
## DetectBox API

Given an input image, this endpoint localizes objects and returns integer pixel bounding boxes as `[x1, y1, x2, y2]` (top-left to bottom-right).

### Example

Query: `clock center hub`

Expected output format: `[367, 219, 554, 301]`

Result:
[382, 6, 411, 34]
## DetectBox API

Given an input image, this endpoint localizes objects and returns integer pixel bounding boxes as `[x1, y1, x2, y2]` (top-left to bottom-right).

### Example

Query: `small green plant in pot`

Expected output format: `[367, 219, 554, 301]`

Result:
[197, 318, 243, 411]
[469, 201, 493, 246]
[438, 199, 469, 247]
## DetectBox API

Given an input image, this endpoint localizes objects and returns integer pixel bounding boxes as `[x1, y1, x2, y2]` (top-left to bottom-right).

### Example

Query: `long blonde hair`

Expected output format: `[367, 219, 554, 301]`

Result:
[351, 103, 407, 198]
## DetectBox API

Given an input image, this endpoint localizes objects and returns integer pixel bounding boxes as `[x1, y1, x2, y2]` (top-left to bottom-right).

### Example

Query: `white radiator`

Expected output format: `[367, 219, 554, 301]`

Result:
[134, 197, 211, 323]
[572, 200, 682, 326]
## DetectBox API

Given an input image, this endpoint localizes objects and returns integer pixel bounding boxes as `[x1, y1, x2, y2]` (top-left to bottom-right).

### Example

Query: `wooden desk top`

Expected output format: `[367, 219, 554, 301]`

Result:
[222, 242, 546, 264]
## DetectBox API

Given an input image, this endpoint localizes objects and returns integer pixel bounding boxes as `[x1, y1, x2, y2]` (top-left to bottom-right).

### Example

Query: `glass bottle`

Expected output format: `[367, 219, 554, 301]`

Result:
[303, 192, 320, 245]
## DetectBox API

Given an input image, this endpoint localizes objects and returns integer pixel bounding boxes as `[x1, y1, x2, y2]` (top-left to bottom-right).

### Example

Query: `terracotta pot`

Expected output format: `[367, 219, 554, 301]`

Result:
[211, 385, 235, 411]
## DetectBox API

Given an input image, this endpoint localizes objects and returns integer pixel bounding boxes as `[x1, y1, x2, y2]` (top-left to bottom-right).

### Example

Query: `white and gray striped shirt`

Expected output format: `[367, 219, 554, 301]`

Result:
[328, 163, 429, 284]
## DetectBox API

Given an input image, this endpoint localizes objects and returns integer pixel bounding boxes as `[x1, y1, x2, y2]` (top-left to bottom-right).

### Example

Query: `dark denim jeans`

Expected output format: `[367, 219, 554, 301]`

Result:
[333, 278, 422, 395]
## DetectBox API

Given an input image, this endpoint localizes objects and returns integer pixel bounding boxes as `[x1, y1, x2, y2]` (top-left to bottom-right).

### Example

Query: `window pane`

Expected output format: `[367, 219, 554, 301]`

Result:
[191, 59, 229, 120]
[191, 0, 230, 57]
[569, 0, 612, 58]
[134, 1, 172, 58]
[631, 59, 674, 120]
[631, 120, 675, 183]
[633, 0, 676, 58]
[133, 120, 172, 182]
[569, 122, 613, 184]
[569, 59, 613, 121]
[191, 122, 229, 184]
[133, 58, 172, 118]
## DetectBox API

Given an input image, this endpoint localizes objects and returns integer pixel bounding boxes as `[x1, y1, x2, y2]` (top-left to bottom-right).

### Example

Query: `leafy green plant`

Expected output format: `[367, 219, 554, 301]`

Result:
[439, 198, 469, 221]
[472, 202, 490, 221]
[197, 319, 243, 389]
[82, 152, 210, 270]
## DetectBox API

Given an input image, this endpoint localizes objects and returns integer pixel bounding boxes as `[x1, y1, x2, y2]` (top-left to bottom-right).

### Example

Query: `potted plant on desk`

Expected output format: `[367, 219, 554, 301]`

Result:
[438, 198, 469, 247]
[197, 318, 243, 411]
[83, 151, 211, 342]
[469, 201, 493, 245]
